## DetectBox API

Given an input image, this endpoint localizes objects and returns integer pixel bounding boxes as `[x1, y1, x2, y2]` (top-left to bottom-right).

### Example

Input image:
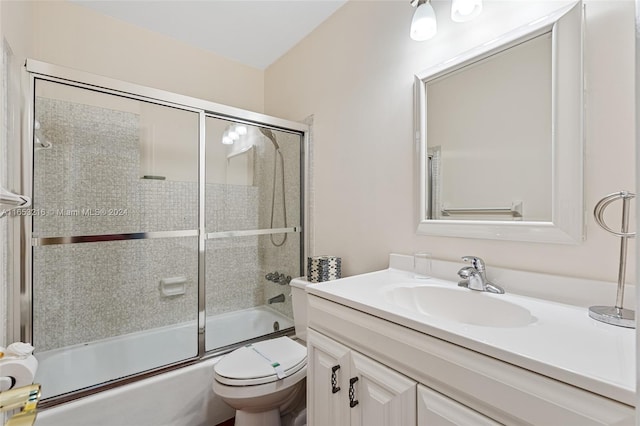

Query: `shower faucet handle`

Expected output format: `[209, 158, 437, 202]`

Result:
[265, 272, 291, 285]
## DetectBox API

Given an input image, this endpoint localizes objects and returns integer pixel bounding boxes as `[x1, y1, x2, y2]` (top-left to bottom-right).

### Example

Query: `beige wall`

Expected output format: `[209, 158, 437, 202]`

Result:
[1, 0, 35, 350]
[33, 1, 264, 113]
[265, 0, 636, 283]
[2, 0, 34, 59]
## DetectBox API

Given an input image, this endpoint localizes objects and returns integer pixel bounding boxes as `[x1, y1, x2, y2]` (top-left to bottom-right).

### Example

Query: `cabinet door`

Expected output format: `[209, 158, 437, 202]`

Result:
[307, 329, 352, 426]
[349, 351, 417, 426]
[417, 385, 500, 426]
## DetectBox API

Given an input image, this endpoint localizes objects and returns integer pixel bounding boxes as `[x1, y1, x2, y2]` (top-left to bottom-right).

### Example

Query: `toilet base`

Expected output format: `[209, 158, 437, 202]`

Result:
[235, 408, 281, 426]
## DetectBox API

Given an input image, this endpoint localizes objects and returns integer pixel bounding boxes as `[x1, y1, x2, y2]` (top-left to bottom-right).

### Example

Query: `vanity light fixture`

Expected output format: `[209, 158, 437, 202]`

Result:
[221, 134, 234, 145]
[222, 125, 247, 145]
[410, 0, 437, 41]
[451, 0, 483, 22]
[410, 0, 483, 41]
[222, 129, 238, 145]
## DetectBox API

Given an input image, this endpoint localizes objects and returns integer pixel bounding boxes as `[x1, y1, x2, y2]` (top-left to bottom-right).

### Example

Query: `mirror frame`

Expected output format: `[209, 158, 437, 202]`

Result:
[414, 1, 584, 244]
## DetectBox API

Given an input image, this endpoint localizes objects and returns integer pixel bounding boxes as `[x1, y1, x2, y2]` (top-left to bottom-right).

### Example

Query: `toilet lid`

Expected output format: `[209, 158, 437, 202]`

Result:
[214, 336, 307, 386]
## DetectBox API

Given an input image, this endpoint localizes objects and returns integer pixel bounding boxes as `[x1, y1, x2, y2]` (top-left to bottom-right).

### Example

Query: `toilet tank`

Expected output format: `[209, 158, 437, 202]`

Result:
[290, 277, 311, 341]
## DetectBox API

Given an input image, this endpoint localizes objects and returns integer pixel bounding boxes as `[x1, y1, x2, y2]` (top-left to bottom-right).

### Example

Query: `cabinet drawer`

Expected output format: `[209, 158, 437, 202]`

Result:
[418, 385, 500, 426]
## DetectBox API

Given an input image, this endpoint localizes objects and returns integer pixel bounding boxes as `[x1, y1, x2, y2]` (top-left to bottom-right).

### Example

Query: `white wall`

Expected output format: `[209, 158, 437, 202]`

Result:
[265, 0, 636, 285]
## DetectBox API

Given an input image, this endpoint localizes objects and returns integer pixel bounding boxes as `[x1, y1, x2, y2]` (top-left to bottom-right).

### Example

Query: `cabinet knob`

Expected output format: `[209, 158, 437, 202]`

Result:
[349, 377, 359, 408]
[331, 365, 341, 394]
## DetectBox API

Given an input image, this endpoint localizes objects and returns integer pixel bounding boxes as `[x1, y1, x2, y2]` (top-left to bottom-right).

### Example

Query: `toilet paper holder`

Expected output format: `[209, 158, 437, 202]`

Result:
[0, 383, 41, 426]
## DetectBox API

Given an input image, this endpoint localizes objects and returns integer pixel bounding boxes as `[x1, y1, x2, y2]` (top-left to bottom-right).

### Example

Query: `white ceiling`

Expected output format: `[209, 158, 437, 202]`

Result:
[71, 0, 347, 70]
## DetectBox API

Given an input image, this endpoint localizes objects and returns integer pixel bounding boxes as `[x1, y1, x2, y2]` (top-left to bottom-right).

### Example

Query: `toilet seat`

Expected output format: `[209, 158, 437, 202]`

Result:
[214, 336, 307, 386]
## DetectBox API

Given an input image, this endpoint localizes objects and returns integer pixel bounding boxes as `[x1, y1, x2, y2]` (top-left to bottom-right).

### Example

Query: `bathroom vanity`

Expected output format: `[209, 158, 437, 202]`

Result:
[304, 256, 635, 425]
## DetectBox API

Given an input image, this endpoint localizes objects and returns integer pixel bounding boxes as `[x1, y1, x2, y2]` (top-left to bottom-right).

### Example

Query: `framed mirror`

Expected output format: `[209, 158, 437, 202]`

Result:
[414, 2, 584, 243]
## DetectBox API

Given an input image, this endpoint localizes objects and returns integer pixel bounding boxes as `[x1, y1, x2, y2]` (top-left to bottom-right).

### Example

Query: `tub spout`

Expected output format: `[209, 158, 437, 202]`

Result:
[268, 293, 285, 304]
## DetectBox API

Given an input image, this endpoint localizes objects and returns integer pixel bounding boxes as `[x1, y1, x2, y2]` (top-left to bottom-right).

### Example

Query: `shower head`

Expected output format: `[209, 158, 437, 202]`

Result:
[259, 128, 280, 150]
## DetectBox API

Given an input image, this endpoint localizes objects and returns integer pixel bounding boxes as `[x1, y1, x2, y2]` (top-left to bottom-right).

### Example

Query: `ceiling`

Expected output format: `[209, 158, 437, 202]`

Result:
[71, 0, 348, 70]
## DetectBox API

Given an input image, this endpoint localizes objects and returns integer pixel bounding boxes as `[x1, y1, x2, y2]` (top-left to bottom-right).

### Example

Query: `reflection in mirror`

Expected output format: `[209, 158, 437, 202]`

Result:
[206, 118, 256, 186]
[415, 1, 584, 243]
[427, 33, 552, 222]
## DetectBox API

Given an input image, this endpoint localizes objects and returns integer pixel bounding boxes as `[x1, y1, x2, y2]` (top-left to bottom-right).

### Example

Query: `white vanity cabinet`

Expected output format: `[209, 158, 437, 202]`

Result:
[307, 329, 416, 426]
[306, 292, 635, 426]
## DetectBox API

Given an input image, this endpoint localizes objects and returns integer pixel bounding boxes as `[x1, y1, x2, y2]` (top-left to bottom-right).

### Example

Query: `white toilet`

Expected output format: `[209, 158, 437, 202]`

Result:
[213, 278, 310, 426]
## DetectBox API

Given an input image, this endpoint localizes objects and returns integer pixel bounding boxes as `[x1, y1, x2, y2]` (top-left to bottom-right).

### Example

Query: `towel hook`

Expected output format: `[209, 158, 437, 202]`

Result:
[589, 191, 635, 328]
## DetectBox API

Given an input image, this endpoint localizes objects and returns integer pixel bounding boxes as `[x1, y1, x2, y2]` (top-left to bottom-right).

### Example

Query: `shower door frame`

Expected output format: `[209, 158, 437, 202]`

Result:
[9, 59, 310, 406]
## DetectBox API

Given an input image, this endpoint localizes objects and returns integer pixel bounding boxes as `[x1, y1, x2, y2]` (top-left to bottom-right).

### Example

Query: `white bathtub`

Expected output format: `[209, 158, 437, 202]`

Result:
[34, 305, 293, 423]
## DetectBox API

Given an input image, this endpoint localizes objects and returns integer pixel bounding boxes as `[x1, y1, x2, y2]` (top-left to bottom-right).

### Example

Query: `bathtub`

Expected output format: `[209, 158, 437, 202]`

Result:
[34, 305, 293, 425]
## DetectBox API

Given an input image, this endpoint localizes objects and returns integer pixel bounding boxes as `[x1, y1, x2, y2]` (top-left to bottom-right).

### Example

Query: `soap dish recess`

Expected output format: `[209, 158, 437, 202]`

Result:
[160, 277, 187, 297]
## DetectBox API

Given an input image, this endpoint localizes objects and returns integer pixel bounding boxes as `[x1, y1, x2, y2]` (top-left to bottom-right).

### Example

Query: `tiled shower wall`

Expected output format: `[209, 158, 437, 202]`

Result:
[33, 98, 299, 351]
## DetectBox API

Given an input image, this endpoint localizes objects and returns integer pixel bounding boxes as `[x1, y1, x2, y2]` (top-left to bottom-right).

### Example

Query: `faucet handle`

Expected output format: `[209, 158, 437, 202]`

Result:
[457, 266, 475, 279]
[461, 256, 485, 272]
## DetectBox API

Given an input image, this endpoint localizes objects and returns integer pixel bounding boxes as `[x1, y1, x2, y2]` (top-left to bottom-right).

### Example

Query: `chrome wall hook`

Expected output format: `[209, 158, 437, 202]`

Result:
[589, 191, 636, 328]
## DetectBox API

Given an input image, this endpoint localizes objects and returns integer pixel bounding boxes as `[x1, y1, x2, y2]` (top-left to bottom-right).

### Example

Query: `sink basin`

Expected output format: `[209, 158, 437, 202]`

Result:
[385, 285, 536, 327]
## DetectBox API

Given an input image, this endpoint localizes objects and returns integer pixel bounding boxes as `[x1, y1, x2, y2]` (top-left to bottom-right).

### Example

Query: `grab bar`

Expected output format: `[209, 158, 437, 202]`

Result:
[0, 187, 31, 218]
[441, 201, 523, 218]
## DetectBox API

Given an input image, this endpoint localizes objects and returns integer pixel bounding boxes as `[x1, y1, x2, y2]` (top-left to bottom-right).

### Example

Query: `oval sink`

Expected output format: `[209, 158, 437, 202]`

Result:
[386, 285, 535, 327]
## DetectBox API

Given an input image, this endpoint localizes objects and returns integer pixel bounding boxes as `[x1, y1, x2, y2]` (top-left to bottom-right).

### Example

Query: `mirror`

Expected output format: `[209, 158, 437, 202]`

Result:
[415, 2, 584, 243]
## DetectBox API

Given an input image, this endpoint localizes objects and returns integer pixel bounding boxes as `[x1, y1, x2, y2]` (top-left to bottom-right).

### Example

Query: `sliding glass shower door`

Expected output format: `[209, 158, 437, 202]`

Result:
[31, 79, 200, 399]
[204, 117, 303, 351]
[25, 64, 307, 404]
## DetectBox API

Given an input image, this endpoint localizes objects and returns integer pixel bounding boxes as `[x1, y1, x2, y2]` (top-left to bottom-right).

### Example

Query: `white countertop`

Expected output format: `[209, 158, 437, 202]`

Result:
[305, 267, 636, 406]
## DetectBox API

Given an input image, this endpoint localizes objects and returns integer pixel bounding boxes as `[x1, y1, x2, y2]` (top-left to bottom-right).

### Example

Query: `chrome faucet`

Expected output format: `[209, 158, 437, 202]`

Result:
[268, 293, 285, 304]
[457, 256, 504, 294]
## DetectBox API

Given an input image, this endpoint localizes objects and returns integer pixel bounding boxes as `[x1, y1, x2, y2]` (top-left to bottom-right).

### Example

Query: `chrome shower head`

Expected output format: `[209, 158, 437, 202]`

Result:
[259, 128, 280, 150]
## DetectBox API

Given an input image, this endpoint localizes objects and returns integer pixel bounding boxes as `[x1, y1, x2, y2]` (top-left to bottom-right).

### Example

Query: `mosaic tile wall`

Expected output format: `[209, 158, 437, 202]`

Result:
[33, 98, 198, 237]
[33, 238, 199, 351]
[32, 98, 302, 351]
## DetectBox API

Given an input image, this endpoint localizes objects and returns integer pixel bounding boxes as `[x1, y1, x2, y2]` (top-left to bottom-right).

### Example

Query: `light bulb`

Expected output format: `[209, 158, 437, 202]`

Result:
[410, 2, 437, 41]
[235, 125, 248, 136]
[451, 0, 482, 22]
[228, 130, 239, 141]
[222, 136, 233, 145]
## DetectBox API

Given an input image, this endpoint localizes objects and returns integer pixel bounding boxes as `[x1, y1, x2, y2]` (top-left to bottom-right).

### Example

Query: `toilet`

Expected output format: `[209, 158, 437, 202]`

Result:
[213, 278, 310, 426]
